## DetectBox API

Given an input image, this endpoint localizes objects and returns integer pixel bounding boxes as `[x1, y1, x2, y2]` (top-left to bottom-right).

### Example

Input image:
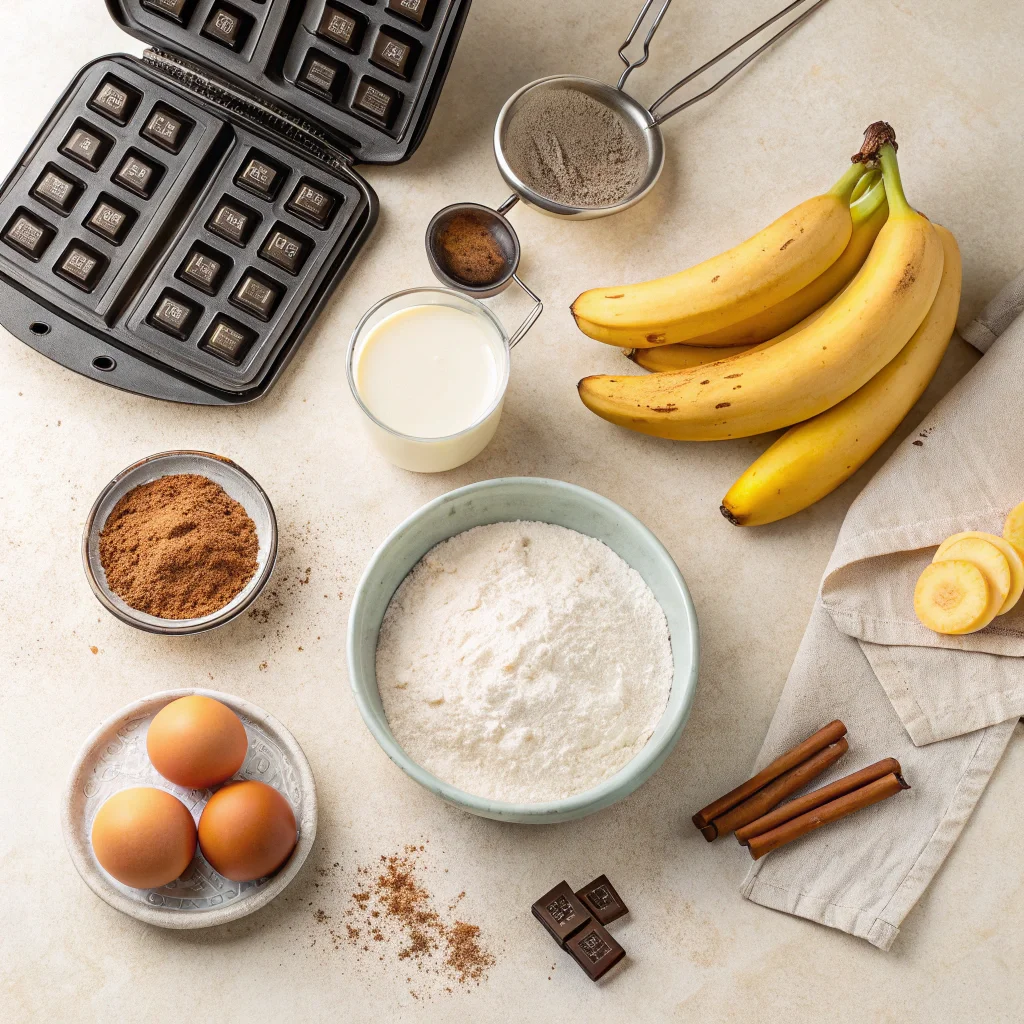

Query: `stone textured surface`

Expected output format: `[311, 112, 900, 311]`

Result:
[1, 1, 1021, 1020]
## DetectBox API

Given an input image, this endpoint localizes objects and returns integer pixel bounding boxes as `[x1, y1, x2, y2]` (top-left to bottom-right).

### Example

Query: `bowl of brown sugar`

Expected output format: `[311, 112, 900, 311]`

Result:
[83, 451, 278, 635]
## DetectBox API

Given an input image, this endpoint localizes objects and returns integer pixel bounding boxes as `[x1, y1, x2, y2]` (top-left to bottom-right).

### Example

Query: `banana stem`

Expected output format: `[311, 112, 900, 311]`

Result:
[850, 168, 880, 204]
[878, 144, 912, 216]
[850, 174, 886, 224]
[828, 161, 869, 201]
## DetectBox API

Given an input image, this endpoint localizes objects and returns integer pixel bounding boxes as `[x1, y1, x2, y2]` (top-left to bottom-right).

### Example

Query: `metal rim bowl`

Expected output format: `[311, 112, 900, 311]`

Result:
[425, 202, 521, 298]
[62, 688, 317, 929]
[493, 75, 666, 220]
[347, 477, 700, 823]
[82, 451, 278, 635]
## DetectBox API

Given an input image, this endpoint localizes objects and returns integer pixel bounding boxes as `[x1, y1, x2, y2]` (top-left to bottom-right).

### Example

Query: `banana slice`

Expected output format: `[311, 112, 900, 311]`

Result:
[936, 531, 1023, 615]
[914, 560, 993, 635]
[1004, 500, 1024, 559]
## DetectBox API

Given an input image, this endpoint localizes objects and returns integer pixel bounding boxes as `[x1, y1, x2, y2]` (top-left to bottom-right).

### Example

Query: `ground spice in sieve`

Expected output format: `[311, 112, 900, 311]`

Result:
[436, 210, 507, 286]
[99, 474, 259, 619]
[503, 86, 648, 208]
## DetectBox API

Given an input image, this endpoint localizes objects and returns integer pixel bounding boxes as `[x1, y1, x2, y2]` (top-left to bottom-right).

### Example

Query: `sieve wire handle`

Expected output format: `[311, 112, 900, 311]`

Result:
[616, 0, 833, 125]
[508, 274, 543, 349]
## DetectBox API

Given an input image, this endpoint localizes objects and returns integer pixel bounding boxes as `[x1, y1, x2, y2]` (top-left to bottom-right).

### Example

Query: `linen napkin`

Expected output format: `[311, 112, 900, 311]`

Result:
[739, 269, 1024, 950]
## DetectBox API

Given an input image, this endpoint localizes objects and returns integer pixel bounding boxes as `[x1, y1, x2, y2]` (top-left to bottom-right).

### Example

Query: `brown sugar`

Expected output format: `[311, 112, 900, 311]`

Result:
[99, 474, 259, 619]
[437, 211, 507, 286]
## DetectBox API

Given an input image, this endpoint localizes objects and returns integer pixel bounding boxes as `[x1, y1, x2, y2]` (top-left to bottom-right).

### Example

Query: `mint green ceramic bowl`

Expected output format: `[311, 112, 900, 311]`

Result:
[347, 478, 699, 823]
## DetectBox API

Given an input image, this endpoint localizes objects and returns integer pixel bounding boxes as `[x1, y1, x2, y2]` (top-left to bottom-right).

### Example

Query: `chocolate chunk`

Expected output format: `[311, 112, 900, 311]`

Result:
[142, 0, 197, 25]
[386, 0, 435, 28]
[230, 272, 282, 321]
[85, 196, 136, 245]
[370, 30, 417, 80]
[202, 5, 252, 51]
[141, 106, 192, 153]
[177, 245, 229, 295]
[207, 199, 259, 246]
[317, 5, 365, 52]
[285, 179, 338, 228]
[297, 51, 347, 102]
[147, 290, 200, 339]
[2, 210, 55, 261]
[55, 242, 107, 292]
[574, 875, 628, 926]
[259, 225, 310, 275]
[352, 77, 400, 128]
[60, 123, 112, 171]
[565, 922, 625, 981]
[88, 78, 140, 126]
[531, 881, 592, 946]
[202, 316, 257, 363]
[31, 166, 83, 215]
[235, 153, 285, 200]
[113, 151, 164, 199]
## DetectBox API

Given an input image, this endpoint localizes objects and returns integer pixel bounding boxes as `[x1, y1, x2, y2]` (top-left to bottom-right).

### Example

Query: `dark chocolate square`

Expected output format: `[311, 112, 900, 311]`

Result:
[141, 106, 193, 154]
[31, 166, 84, 216]
[285, 179, 338, 228]
[370, 30, 417, 80]
[54, 242, 107, 292]
[574, 875, 628, 926]
[317, 5, 365, 52]
[297, 50, 347, 102]
[565, 922, 625, 981]
[147, 290, 201, 340]
[113, 151, 164, 199]
[88, 78, 141, 126]
[202, 5, 253, 50]
[235, 152, 286, 200]
[84, 196, 137, 245]
[258, 225, 310, 275]
[177, 244, 230, 296]
[60, 122, 113, 172]
[2, 210, 55, 261]
[207, 199, 259, 246]
[386, 0, 435, 27]
[202, 316, 257, 364]
[352, 77, 400, 128]
[141, 0, 197, 25]
[531, 881, 592, 946]
[230, 271, 283, 321]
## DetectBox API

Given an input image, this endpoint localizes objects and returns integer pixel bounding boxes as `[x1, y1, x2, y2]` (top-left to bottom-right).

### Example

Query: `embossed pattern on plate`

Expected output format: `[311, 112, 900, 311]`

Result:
[62, 688, 317, 929]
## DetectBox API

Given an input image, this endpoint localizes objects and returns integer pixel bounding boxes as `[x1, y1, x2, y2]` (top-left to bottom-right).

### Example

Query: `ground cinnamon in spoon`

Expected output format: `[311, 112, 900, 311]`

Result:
[99, 474, 258, 619]
[437, 211, 507, 286]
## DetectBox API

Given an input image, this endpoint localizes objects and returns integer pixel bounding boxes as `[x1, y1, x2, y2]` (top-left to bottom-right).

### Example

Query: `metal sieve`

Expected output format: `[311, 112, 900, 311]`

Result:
[493, 0, 833, 219]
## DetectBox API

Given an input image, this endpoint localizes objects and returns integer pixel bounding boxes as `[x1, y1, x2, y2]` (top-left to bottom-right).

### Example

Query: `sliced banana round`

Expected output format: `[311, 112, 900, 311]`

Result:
[1004, 500, 1024, 560]
[915, 560, 993, 635]
[936, 531, 1023, 615]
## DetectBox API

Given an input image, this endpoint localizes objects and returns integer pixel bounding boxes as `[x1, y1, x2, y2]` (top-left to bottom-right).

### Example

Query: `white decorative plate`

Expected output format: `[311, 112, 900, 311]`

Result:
[62, 688, 317, 929]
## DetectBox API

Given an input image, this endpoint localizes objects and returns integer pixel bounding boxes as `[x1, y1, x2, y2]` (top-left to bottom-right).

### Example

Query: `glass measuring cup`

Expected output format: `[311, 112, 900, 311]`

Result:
[493, 0, 833, 219]
[347, 205, 541, 474]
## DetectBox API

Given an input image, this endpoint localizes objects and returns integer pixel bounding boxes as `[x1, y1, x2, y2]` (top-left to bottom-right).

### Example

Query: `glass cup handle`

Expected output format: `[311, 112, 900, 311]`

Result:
[508, 274, 542, 350]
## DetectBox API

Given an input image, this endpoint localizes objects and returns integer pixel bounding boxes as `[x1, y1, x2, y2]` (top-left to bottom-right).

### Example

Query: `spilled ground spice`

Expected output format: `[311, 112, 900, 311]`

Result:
[310, 845, 495, 996]
[99, 474, 258, 619]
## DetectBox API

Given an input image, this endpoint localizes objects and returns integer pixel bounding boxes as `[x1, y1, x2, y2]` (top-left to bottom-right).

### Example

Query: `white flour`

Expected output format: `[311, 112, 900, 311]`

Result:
[376, 521, 673, 803]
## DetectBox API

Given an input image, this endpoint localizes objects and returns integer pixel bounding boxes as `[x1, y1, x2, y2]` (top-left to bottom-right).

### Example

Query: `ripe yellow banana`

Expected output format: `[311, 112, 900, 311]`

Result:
[721, 224, 961, 526]
[636, 174, 889, 357]
[571, 162, 866, 349]
[577, 137, 945, 441]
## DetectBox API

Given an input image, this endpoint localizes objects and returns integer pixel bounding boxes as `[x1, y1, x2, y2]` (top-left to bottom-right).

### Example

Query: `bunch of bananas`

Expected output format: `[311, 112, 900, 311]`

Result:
[572, 123, 962, 527]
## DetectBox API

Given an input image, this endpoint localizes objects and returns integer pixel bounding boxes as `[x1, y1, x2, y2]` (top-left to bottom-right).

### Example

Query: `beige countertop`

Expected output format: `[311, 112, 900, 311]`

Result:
[1, 1, 1021, 1020]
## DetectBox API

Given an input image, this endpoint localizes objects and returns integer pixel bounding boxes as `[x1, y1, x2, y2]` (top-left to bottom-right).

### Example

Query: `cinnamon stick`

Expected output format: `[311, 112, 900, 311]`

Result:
[735, 758, 901, 845]
[692, 720, 847, 831]
[747, 772, 911, 860]
[702, 738, 848, 841]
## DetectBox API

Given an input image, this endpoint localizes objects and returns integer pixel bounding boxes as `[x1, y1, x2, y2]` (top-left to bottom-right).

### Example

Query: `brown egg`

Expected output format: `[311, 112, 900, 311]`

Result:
[91, 787, 197, 889]
[198, 780, 297, 882]
[147, 695, 247, 790]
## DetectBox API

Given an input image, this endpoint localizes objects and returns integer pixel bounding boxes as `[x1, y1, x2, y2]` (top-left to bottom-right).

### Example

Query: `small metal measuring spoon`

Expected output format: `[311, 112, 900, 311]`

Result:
[425, 202, 542, 347]
[493, 0, 833, 219]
